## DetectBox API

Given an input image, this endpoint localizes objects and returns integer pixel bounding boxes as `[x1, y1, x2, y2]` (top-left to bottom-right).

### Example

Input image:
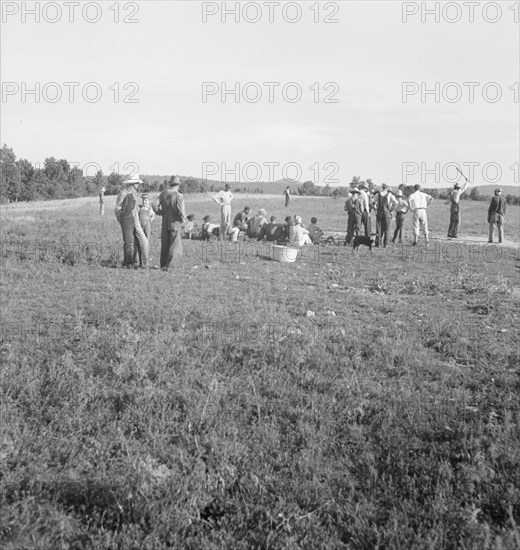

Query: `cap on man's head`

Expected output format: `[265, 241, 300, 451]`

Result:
[123, 175, 143, 186]
[258, 208, 267, 217]
[396, 189, 403, 197]
[359, 182, 368, 190]
[141, 193, 149, 200]
[454, 183, 461, 189]
[294, 215, 302, 225]
[311, 217, 317, 224]
[381, 183, 388, 189]
[224, 183, 231, 190]
[495, 187, 502, 194]
[244, 206, 251, 212]
[170, 175, 181, 186]
[414, 184, 421, 191]
[203, 215, 210, 221]
[100, 187, 106, 192]
[351, 187, 360, 194]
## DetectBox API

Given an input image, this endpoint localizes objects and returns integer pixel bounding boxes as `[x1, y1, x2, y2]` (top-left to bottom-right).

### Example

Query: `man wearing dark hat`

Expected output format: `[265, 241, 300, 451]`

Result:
[446, 178, 469, 238]
[344, 187, 362, 245]
[374, 183, 398, 247]
[115, 176, 149, 268]
[487, 188, 507, 244]
[152, 175, 187, 271]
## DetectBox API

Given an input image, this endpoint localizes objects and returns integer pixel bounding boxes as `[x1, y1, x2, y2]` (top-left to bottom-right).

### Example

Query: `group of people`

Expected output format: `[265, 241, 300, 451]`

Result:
[114, 175, 186, 271]
[200, 206, 324, 247]
[112, 175, 509, 271]
[343, 181, 508, 247]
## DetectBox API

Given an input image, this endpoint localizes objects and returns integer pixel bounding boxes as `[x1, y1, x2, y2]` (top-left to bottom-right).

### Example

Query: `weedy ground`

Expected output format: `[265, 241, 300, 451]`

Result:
[1, 195, 519, 549]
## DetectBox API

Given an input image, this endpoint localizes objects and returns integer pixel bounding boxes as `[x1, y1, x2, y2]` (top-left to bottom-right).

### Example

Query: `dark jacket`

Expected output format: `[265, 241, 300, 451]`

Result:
[153, 189, 187, 230]
[488, 195, 507, 219]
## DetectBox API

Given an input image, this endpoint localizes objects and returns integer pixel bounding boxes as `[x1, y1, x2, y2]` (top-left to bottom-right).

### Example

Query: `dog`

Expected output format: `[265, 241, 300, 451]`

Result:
[352, 235, 375, 253]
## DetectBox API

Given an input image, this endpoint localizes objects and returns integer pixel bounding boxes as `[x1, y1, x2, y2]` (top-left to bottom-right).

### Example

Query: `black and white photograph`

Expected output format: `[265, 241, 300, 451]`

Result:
[1, 1, 519, 547]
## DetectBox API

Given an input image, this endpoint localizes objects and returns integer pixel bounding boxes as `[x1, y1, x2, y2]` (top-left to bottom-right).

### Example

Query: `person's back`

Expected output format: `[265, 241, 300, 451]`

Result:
[489, 194, 507, 215]
[247, 214, 267, 238]
[157, 188, 186, 227]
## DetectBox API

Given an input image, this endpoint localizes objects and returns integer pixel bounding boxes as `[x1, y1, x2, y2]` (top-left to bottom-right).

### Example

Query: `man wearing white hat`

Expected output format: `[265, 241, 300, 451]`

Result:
[152, 175, 187, 271]
[115, 175, 149, 268]
[99, 186, 106, 216]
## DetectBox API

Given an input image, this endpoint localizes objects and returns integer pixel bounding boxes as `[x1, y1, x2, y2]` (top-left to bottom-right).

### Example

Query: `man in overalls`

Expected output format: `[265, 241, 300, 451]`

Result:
[374, 184, 397, 247]
[447, 179, 469, 238]
[115, 176, 149, 268]
[152, 176, 187, 271]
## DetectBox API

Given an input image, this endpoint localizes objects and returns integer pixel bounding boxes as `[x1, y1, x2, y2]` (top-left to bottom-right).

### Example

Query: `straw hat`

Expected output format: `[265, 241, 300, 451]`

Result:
[123, 175, 143, 186]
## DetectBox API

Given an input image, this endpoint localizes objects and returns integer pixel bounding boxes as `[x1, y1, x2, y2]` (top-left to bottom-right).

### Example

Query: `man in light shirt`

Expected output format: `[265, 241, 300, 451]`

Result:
[408, 184, 434, 246]
[212, 183, 234, 241]
[392, 189, 409, 244]
[446, 179, 469, 238]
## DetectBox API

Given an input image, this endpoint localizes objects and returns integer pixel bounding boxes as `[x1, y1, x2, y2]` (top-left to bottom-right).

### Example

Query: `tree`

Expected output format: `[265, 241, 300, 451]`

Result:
[469, 187, 480, 201]
[0, 144, 22, 201]
[106, 172, 124, 195]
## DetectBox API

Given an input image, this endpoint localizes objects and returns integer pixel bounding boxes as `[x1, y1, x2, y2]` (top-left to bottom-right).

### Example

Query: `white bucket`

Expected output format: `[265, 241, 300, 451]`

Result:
[272, 245, 299, 263]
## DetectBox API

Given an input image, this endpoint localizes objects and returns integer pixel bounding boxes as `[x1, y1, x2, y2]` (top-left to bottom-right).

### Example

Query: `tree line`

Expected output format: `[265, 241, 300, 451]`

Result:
[1, 145, 518, 205]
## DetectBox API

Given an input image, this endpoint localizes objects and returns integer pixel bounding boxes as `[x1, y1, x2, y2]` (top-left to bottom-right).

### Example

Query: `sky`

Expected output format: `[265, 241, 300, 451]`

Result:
[1, 0, 519, 188]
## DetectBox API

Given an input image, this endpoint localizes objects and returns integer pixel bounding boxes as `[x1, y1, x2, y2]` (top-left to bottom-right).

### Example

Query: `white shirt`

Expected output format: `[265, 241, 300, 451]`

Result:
[408, 190, 433, 211]
[358, 190, 370, 212]
[213, 190, 233, 206]
[448, 181, 469, 205]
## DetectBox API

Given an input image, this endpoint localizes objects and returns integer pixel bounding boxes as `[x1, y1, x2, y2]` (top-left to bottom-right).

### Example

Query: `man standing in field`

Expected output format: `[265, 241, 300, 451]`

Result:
[152, 176, 187, 271]
[392, 189, 409, 244]
[114, 176, 149, 268]
[99, 186, 105, 216]
[446, 179, 469, 238]
[344, 188, 362, 246]
[487, 188, 507, 244]
[408, 184, 434, 246]
[374, 184, 398, 247]
[212, 184, 234, 241]
[358, 182, 371, 236]
[134, 193, 154, 267]
[283, 186, 291, 208]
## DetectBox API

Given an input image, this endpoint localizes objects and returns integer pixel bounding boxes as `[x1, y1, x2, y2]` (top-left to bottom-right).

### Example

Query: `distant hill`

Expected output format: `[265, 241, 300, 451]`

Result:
[470, 185, 520, 197]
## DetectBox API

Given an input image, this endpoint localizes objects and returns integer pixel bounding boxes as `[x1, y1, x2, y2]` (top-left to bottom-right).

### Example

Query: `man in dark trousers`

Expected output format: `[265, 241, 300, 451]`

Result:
[283, 186, 290, 207]
[374, 184, 397, 247]
[487, 188, 507, 244]
[446, 179, 469, 238]
[152, 176, 187, 271]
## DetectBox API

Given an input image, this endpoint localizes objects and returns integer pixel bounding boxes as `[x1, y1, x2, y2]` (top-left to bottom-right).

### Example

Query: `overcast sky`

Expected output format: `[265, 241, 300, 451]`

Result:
[1, 1, 518, 188]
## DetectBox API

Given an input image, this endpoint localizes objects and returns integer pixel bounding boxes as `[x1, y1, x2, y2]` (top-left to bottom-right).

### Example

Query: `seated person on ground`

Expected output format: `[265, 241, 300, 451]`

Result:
[290, 216, 313, 246]
[183, 214, 195, 239]
[233, 206, 251, 232]
[246, 209, 268, 240]
[307, 217, 324, 243]
[201, 215, 220, 240]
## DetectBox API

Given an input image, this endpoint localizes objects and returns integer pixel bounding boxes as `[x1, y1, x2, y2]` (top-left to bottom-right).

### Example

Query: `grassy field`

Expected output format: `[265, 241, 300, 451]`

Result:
[1, 194, 520, 549]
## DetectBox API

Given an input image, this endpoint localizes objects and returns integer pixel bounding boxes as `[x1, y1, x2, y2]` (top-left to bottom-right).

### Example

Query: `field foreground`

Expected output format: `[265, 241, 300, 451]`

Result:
[1, 195, 520, 549]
